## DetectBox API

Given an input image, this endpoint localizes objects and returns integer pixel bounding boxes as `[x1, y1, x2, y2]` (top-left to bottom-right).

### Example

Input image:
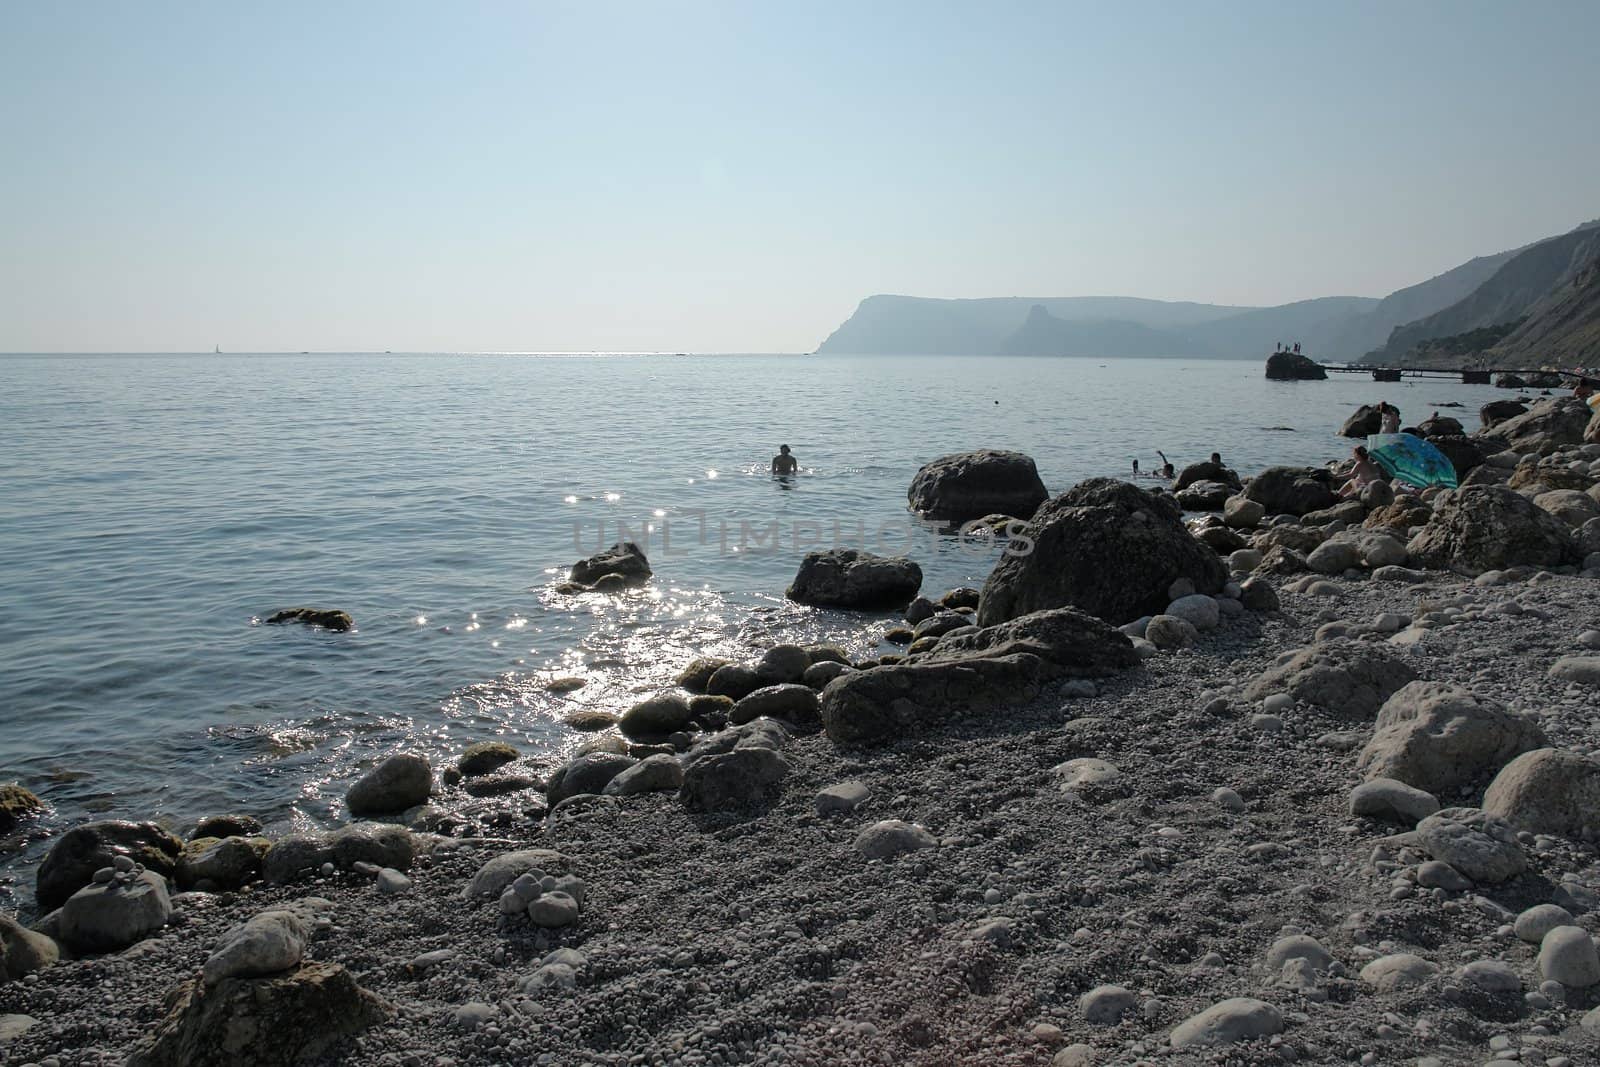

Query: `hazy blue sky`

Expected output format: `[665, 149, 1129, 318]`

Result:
[3, 1, 1597, 353]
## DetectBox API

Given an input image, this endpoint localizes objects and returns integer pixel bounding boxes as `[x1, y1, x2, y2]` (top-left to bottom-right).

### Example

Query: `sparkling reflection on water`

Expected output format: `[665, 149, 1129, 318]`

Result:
[0, 352, 1517, 899]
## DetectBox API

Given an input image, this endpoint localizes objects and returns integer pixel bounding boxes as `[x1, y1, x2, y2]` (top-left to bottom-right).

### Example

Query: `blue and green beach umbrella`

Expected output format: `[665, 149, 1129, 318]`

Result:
[1365, 432, 1459, 490]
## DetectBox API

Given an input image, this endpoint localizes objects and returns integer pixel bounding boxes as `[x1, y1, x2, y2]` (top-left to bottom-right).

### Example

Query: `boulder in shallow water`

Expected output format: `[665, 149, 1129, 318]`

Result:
[906, 450, 1048, 523]
[1480, 399, 1528, 429]
[36, 820, 183, 912]
[977, 479, 1226, 627]
[346, 753, 432, 816]
[786, 549, 922, 610]
[1172, 460, 1242, 493]
[264, 608, 354, 632]
[1340, 405, 1382, 438]
[0, 784, 45, 834]
[1265, 351, 1326, 381]
[569, 541, 652, 587]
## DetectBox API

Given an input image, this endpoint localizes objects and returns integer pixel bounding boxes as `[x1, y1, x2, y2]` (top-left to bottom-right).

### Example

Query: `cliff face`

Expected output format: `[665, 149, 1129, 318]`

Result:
[1368, 226, 1600, 362]
[997, 305, 1205, 357]
[1321, 249, 1518, 359]
[1487, 254, 1600, 367]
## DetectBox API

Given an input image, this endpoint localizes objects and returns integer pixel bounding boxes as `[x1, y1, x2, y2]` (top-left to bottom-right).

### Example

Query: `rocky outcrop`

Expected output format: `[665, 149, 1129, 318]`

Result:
[1265, 352, 1326, 380]
[1173, 480, 1232, 510]
[1243, 467, 1340, 517]
[0, 915, 59, 983]
[1356, 682, 1545, 795]
[127, 962, 391, 1067]
[786, 549, 922, 610]
[1418, 414, 1465, 437]
[36, 821, 183, 912]
[1243, 643, 1417, 719]
[570, 542, 652, 587]
[1406, 486, 1578, 573]
[1479, 397, 1593, 455]
[906, 450, 1048, 523]
[264, 608, 354, 632]
[977, 479, 1226, 626]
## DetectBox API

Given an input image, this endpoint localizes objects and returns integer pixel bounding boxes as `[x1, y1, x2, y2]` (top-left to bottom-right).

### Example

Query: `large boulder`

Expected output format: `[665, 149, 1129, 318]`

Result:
[1480, 399, 1528, 429]
[1483, 749, 1600, 838]
[0, 914, 59, 982]
[977, 479, 1226, 626]
[569, 541, 652, 586]
[1340, 405, 1382, 438]
[203, 910, 310, 985]
[1243, 467, 1340, 517]
[906, 450, 1048, 523]
[925, 607, 1140, 674]
[346, 754, 432, 816]
[1172, 460, 1242, 493]
[786, 549, 922, 610]
[1480, 397, 1592, 456]
[176, 836, 269, 891]
[1265, 352, 1326, 381]
[619, 692, 694, 738]
[1415, 807, 1526, 884]
[36, 821, 183, 912]
[730, 684, 821, 729]
[1242, 643, 1417, 719]
[546, 753, 636, 804]
[679, 724, 791, 813]
[1406, 486, 1577, 573]
[127, 962, 391, 1067]
[820, 653, 1050, 745]
[1356, 682, 1545, 795]
[1535, 489, 1600, 528]
[59, 869, 171, 953]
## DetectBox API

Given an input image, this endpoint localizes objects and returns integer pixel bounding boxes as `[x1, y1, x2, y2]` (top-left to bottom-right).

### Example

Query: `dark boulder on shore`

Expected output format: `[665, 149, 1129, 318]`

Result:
[1417, 414, 1465, 438]
[1243, 466, 1340, 518]
[1406, 486, 1579, 573]
[36, 820, 184, 912]
[346, 753, 432, 816]
[264, 608, 353, 632]
[1478, 396, 1592, 456]
[786, 549, 922, 610]
[821, 607, 1139, 744]
[977, 479, 1226, 627]
[570, 541, 652, 587]
[1174, 480, 1233, 511]
[127, 961, 392, 1067]
[906, 450, 1048, 523]
[1172, 460, 1242, 493]
[1425, 434, 1487, 478]
[1265, 351, 1326, 380]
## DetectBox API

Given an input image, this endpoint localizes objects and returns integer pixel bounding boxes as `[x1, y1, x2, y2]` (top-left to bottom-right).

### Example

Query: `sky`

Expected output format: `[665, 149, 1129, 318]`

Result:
[2, 1, 1598, 353]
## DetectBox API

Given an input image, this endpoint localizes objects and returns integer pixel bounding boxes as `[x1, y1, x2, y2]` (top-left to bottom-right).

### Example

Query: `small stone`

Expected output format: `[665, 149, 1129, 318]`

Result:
[854, 820, 937, 860]
[815, 781, 871, 816]
[376, 868, 411, 894]
[1212, 787, 1246, 813]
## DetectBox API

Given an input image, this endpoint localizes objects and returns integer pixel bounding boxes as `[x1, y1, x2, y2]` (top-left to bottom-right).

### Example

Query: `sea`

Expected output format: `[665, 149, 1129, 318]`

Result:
[0, 352, 1517, 906]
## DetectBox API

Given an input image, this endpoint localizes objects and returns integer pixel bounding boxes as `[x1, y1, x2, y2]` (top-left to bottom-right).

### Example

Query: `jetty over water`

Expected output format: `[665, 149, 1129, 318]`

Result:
[1317, 363, 1590, 385]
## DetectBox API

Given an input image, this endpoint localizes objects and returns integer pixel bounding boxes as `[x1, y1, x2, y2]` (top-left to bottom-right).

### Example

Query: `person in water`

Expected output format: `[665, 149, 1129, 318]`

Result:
[771, 444, 798, 476]
[1156, 450, 1175, 479]
[1132, 458, 1140, 477]
[1338, 445, 1384, 498]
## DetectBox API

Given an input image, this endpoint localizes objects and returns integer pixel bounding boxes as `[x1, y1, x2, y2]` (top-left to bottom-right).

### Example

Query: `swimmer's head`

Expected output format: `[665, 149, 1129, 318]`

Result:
[779, 444, 791, 454]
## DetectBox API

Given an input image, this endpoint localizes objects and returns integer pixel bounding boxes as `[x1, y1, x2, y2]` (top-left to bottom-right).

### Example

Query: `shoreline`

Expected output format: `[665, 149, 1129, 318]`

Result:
[5, 405, 1600, 1064]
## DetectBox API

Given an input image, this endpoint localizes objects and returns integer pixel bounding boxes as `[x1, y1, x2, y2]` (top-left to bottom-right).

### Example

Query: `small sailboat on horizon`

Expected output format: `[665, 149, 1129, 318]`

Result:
[214, 344, 222, 355]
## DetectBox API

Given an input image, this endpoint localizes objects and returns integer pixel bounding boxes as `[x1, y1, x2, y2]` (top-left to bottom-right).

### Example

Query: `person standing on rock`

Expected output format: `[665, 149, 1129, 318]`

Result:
[771, 445, 798, 476]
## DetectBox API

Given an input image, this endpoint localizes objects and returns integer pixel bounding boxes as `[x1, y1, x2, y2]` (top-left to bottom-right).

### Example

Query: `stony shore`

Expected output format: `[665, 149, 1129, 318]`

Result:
[4, 400, 1600, 1067]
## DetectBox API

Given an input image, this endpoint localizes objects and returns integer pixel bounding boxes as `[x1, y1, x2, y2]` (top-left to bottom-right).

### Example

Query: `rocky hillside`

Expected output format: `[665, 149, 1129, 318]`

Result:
[1368, 224, 1600, 364]
[997, 305, 1202, 357]
[1488, 254, 1600, 368]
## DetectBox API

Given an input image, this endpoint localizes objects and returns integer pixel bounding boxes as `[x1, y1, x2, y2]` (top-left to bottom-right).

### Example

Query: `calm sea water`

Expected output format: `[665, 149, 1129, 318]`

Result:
[0, 353, 1513, 902]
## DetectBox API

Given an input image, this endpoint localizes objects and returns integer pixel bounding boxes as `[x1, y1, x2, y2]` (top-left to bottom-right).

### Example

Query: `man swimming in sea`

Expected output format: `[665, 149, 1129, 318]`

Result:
[771, 444, 798, 476]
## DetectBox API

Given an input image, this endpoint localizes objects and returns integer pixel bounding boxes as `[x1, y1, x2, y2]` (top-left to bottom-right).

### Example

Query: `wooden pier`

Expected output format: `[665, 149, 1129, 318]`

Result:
[1318, 364, 1579, 385]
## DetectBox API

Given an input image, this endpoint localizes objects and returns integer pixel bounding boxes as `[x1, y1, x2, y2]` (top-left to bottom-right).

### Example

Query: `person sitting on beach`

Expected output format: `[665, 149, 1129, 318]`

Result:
[1338, 446, 1384, 498]
[1379, 402, 1401, 434]
[771, 444, 798, 476]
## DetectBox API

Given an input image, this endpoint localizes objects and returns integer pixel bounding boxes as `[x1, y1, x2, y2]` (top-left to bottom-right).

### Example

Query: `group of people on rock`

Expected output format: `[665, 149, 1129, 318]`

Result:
[1274, 341, 1303, 354]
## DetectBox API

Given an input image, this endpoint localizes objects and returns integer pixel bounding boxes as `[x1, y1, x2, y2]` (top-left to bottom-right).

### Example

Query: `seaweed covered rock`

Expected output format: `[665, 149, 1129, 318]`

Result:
[977, 480, 1226, 626]
[264, 608, 353, 632]
[570, 541, 652, 587]
[906, 450, 1048, 523]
